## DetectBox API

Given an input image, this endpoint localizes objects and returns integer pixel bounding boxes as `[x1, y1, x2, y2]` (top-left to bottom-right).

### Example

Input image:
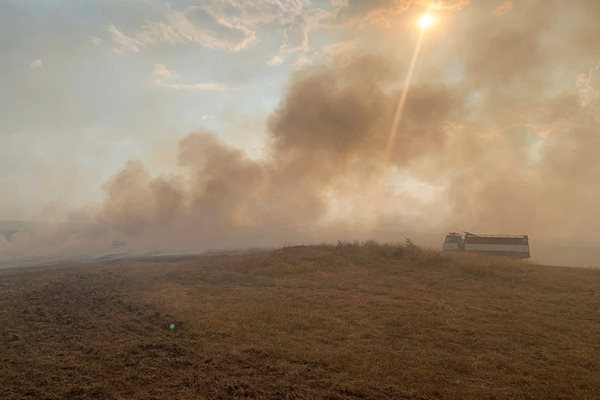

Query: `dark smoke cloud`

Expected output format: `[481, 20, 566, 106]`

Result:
[19, 53, 460, 259]
[99, 160, 186, 235]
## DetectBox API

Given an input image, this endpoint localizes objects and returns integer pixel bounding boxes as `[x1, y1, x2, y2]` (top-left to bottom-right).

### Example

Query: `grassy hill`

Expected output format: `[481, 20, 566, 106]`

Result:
[1, 243, 599, 399]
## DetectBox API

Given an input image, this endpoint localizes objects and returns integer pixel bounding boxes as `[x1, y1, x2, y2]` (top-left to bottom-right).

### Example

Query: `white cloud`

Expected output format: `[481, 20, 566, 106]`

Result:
[285, 41, 354, 71]
[279, 5, 336, 52]
[152, 64, 177, 82]
[152, 64, 230, 92]
[108, 3, 260, 53]
[106, 1, 454, 56]
[165, 6, 257, 51]
[107, 24, 142, 53]
[266, 55, 284, 66]
[29, 59, 43, 70]
[107, 1, 347, 54]
[90, 36, 104, 45]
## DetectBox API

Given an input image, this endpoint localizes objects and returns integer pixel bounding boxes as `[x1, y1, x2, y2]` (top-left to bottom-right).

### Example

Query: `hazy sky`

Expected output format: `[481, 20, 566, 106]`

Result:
[0, 0, 490, 221]
[1, 0, 303, 219]
[2, 0, 600, 258]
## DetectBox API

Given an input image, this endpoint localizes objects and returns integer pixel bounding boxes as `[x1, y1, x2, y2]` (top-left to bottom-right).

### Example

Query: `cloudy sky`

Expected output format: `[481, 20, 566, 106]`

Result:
[0, 0, 492, 222]
[2, 0, 315, 219]
[2, 0, 435, 221]
[2, 0, 600, 260]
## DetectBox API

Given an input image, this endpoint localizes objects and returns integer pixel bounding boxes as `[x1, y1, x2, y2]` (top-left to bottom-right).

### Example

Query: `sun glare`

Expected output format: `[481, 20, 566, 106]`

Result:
[418, 14, 434, 30]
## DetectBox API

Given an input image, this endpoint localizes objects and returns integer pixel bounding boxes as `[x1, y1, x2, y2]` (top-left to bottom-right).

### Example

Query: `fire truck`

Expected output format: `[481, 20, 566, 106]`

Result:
[442, 232, 530, 259]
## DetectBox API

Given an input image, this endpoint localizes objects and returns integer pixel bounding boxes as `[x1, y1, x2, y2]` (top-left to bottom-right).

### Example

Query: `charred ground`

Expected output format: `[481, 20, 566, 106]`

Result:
[1, 243, 599, 399]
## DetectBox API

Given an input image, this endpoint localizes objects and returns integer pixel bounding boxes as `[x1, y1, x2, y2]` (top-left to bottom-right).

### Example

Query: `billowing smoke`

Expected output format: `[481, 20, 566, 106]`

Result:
[3, 0, 600, 266]
[98, 55, 405, 249]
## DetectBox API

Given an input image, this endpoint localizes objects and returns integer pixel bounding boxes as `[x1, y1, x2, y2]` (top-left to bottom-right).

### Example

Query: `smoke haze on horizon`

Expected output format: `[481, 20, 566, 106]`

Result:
[2, 0, 600, 266]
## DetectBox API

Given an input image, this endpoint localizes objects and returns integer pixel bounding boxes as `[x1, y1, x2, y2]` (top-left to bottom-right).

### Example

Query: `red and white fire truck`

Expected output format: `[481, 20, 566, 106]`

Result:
[442, 232, 530, 259]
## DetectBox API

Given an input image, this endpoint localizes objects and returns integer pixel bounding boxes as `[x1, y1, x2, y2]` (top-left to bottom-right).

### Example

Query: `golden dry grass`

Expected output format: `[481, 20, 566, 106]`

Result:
[1, 243, 599, 399]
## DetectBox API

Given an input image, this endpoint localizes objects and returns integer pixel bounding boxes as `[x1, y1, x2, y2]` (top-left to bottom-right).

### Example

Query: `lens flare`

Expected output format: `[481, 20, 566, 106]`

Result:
[384, 13, 437, 165]
[419, 14, 434, 29]
[383, 30, 425, 164]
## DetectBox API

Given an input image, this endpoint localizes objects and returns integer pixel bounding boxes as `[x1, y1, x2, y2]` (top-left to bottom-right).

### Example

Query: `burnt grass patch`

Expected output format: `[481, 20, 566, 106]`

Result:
[1, 244, 600, 399]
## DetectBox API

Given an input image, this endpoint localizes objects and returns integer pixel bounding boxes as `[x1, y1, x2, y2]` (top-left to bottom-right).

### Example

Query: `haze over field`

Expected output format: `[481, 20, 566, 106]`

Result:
[2, 0, 600, 265]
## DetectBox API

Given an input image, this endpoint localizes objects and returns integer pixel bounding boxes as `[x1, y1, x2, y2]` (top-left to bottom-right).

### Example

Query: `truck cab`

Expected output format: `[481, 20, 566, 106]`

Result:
[442, 232, 464, 251]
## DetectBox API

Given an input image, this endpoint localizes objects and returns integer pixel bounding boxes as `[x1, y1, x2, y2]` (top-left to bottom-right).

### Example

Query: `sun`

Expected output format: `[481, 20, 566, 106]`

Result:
[418, 14, 434, 30]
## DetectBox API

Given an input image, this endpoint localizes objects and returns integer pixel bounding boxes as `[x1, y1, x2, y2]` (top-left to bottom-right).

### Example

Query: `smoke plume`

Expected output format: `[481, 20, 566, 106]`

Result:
[3, 0, 600, 266]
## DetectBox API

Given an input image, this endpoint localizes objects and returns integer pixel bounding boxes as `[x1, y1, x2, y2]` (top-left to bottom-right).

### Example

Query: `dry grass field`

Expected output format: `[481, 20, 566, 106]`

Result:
[1, 243, 599, 399]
